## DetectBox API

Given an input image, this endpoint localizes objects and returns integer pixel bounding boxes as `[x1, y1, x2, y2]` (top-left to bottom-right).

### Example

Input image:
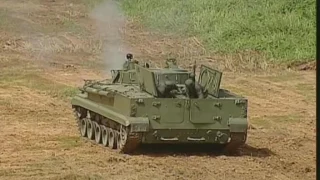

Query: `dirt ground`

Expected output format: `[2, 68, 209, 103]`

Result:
[0, 1, 316, 180]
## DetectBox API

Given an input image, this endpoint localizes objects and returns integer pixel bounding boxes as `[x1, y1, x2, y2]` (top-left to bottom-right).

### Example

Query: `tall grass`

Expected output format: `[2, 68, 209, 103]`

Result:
[121, 0, 315, 64]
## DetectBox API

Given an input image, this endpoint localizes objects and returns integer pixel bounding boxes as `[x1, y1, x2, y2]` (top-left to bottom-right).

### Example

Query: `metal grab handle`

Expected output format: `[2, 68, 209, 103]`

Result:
[187, 137, 205, 141]
[160, 137, 179, 141]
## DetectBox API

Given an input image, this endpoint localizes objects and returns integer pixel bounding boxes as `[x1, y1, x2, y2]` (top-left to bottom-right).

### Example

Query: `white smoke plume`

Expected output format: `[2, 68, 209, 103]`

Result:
[89, 0, 128, 74]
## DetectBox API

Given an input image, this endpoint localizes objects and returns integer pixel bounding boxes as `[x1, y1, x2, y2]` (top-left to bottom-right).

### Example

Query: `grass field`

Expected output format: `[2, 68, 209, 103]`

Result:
[121, 0, 315, 64]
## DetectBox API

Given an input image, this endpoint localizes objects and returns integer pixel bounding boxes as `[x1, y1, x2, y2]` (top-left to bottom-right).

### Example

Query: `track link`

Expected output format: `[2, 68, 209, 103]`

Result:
[73, 106, 142, 154]
[223, 132, 247, 154]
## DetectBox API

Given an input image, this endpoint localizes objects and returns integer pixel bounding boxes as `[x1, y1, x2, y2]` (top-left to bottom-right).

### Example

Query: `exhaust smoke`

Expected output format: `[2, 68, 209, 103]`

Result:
[89, 0, 128, 74]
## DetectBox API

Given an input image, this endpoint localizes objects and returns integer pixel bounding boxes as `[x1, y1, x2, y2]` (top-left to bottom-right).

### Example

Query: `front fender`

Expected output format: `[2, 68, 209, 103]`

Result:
[127, 117, 150, 132]
[228, 118, 248, 133]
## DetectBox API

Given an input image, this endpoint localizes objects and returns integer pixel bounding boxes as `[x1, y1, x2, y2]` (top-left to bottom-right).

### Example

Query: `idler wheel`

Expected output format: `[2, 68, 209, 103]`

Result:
[80, 118, 87, 137]
[75, 109, 80, 118]
[117, 126, 128, 150]
[114, 131, 119, 149]
[101, 125, 108, 147]
[107, 128, 116, 149]
[86, 119, 95, 140]
[94, 122, 102, 144]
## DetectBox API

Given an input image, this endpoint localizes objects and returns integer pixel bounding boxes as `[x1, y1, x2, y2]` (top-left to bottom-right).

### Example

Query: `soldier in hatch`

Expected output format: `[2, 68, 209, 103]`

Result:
[123, 53, 138, 70]
[165, 58, 179, 69]
[185, 73, 206, 99]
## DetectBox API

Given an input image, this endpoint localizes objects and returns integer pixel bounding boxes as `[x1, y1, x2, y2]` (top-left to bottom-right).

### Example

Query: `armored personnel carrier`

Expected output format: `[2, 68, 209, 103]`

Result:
[71, 53, 248, 154]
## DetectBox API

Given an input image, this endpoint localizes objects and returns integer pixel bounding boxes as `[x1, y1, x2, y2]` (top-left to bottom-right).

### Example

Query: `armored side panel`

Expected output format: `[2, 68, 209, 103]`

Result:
[71, 85, 150, 129]
[135, 65, 159, 97]
[111, 68, 137, 84]
[198, 65, 222, 98]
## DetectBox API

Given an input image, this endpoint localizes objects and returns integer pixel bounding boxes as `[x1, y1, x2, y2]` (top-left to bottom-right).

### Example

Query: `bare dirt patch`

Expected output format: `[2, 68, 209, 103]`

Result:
[287, 61, 316, 71]
[0, 0, 316, 180]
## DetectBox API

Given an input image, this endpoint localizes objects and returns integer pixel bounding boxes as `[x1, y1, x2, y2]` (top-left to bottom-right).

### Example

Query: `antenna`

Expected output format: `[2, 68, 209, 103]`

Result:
[192, 60, 197, 81]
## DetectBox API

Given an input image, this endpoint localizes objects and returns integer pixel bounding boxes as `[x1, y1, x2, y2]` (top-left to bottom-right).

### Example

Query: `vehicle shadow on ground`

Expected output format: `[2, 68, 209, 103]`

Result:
[132, 144, 275, 158]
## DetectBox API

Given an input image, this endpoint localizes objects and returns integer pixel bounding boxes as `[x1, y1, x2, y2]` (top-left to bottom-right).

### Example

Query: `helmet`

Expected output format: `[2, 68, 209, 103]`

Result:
[126, 53, 133, 60]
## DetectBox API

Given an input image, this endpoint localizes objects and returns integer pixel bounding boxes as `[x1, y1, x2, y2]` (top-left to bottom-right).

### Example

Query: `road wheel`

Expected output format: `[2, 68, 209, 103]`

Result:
[86, 119, 95, 140]
[80, 118, 87, 137]
[101, 125, 108, 147]
[94, 122, 102, 144]
[107, 128, 116, 149]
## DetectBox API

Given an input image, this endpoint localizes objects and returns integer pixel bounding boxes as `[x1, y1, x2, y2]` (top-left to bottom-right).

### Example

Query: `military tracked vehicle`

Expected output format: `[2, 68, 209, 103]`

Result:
[71, 53, 248, 154]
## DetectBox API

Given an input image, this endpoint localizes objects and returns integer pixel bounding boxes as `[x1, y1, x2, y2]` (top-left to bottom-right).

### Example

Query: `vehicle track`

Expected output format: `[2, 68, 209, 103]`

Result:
[73, 106, 142, 153]
[72, 105, 247, 154]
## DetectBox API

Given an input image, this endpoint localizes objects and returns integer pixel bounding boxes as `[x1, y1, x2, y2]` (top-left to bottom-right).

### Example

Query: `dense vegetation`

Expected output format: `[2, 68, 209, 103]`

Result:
[120, 0, 315, 63]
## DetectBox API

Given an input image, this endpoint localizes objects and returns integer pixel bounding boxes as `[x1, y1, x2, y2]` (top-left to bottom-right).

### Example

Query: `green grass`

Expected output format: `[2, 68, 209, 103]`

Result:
[120, 0, 315, 64]
[0, 71, 79, 100]
[0, 8, 24, 32]
[0, 8, 9, 27]
[262, 72, 302, 82]
[81, 0, 106, 9]
[53, 136, 83, 149]
[295, 83, 316, 101]
[60, 17, 88, 35]
[0, 5, 87, 36]
[251, 114, 301, 128]
[50, 174, 103, 180]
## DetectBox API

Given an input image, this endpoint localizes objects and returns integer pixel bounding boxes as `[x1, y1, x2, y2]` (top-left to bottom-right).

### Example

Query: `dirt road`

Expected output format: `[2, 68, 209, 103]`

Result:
[0, 1, 316, 180]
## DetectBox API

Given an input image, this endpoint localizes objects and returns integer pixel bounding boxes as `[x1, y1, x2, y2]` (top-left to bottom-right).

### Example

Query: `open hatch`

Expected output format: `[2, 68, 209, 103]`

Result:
[198, 65, 222, 98]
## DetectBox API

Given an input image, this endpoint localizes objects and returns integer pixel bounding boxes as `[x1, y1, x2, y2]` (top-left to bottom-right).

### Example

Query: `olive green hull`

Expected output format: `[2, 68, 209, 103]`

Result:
[71, 92, 248, 145]
[70, 61, 248, 153]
